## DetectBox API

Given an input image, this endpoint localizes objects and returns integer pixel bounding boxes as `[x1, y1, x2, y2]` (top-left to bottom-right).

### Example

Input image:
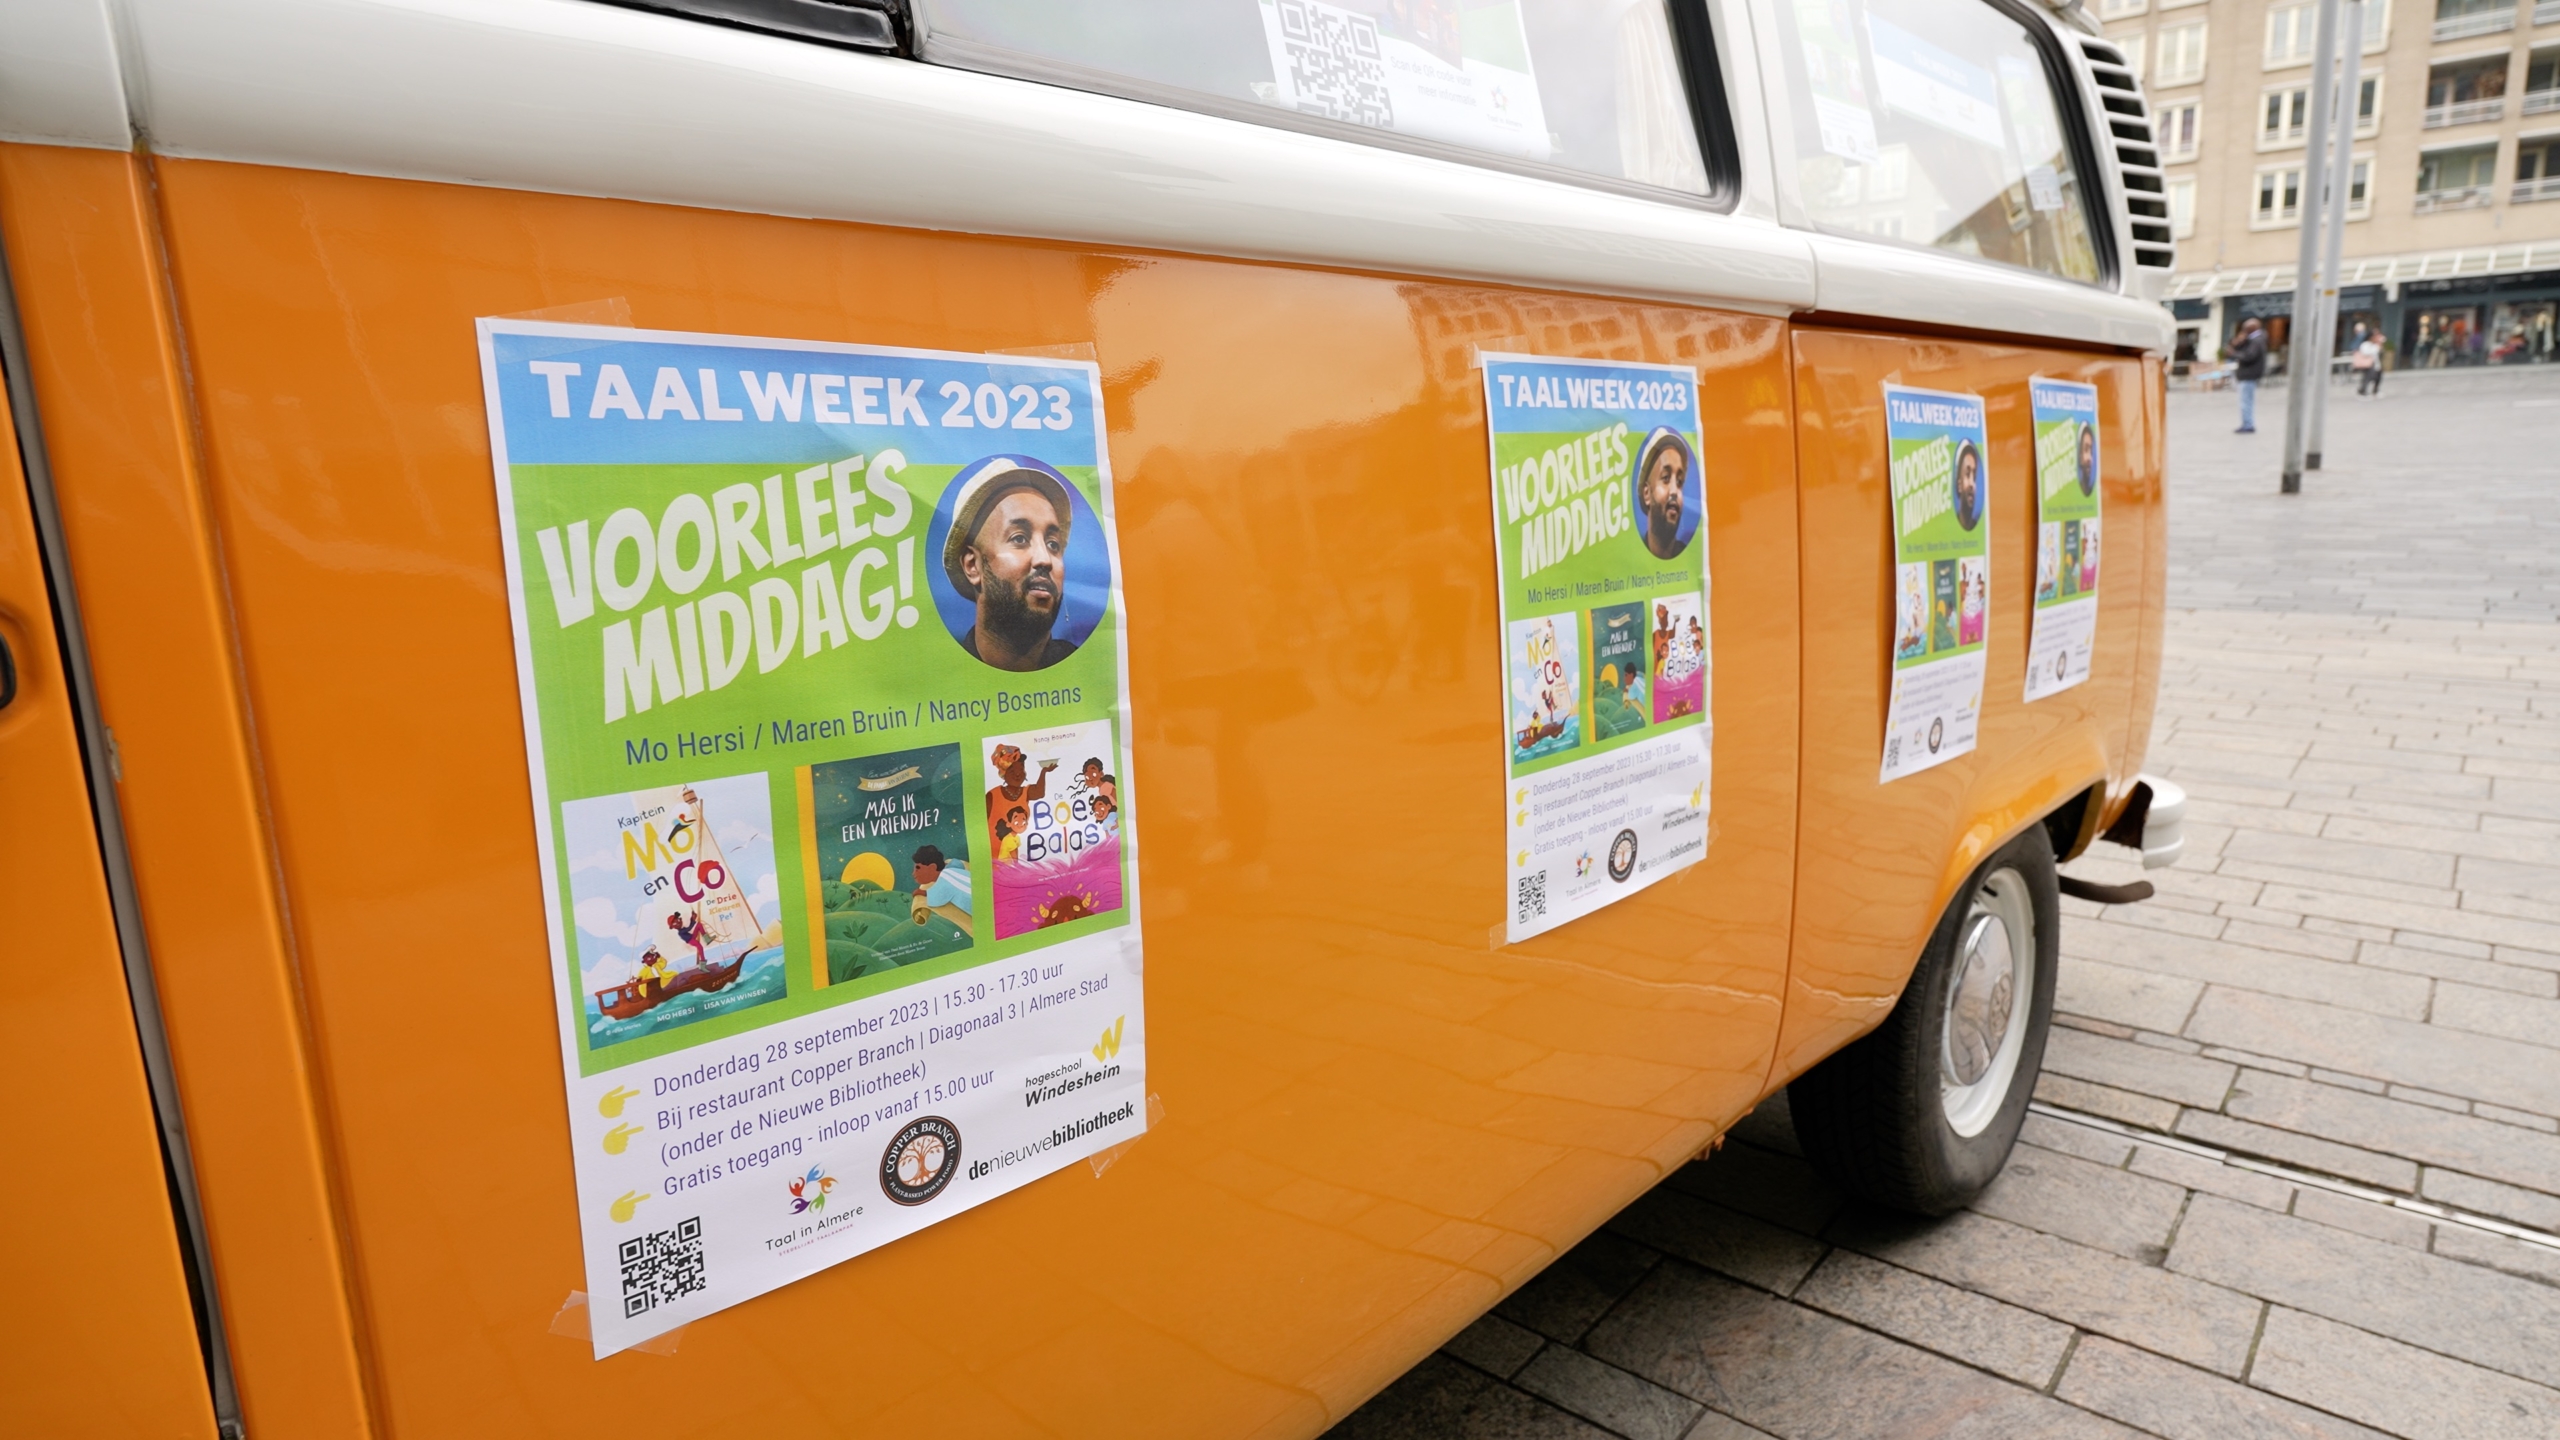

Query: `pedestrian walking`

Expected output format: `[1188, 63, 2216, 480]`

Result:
[2230, 318, 2268, 433]
[2353, 332, 2384, 397]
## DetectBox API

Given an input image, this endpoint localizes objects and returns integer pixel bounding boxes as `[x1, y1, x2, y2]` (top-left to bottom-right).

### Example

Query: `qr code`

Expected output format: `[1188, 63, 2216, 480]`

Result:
[1516, 870, 1547, 924]
[618, 1216, 707, 1318]
[1275, 0, 1393, 128]
[1884, 736, 1902, 769]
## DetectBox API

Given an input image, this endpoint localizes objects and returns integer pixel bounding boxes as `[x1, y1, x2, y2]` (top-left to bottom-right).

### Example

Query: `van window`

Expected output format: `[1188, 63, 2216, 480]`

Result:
[1772, 0, 2103, 282]
[915, 0, 1718, 198]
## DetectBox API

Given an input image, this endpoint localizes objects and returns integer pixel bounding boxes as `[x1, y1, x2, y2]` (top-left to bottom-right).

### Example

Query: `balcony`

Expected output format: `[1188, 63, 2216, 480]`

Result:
[2435, 3, 2518, 36]
[2516, 175, 2560, 202]
[2415, 185, 2499, 211]
[2426, 97, 2510, 125]
[2528, 88, 2560, 113]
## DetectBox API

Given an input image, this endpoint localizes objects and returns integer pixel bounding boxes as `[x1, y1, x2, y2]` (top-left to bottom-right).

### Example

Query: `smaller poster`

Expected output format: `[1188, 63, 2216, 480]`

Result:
[1482, 354, 1712, 943]
[2025, 378, 2101, 700]
[1882, 384, 1990, 782]
[1256, 0, 1551, 159]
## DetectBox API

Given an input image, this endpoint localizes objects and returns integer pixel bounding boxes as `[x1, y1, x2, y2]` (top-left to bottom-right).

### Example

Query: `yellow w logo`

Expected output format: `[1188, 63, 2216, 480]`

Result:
[1092, 1016, 1125, 1064]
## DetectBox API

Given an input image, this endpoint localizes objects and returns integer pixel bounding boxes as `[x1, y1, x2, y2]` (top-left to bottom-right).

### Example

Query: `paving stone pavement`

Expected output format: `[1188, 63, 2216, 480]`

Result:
[1330, 367, 2560, 1439]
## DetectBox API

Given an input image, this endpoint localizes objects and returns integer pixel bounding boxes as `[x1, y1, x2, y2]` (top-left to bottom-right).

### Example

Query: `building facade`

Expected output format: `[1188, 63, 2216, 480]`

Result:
[2110, 0, 2560, 365]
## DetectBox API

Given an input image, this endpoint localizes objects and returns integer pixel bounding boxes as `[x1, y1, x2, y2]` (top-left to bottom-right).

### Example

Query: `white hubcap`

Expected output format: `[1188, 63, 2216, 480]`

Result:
[1941, 868, 2035, 1138]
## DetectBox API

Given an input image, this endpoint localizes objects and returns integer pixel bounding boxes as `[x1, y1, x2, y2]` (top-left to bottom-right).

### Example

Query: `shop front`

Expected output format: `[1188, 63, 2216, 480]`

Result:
[2398, 272, 2560, 367]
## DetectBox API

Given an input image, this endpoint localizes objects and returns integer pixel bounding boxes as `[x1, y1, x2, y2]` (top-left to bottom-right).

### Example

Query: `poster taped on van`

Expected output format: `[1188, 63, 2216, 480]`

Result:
[1881, 383, 1990, 781]
[2024, 378, 2101, 700]
[476, 320, 1146, 1356]
[1482, 353, 1712, 943]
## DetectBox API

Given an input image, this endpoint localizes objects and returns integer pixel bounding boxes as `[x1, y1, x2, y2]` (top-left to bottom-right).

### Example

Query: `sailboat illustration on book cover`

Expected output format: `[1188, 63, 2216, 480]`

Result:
[561, 771, 788, 1047]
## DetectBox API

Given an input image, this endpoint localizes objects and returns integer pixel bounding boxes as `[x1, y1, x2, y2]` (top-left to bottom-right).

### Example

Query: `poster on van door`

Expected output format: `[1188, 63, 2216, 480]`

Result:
[2023, 378, 2101, 701]
[1481, 354, 1711, 943]
[475, 320, 1146, 1357]
[1881, 384, 1989, 782]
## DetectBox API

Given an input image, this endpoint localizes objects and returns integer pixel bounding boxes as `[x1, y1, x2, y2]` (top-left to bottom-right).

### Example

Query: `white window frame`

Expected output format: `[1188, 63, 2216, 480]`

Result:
[2261, 82, 2312, 146]
[2098, 0, 2147, 16]
[2168, 175, 2198, 236]
[2253, 163, 2306, 225]
[2122, 30, 2149, 80]
[2417, 141, 2502, 194]
[2154, 20, 2209, 84]
[2159, 99, 2202, 160]
[2259, 74, 2383, 150]
[2268, 2, 2389, 68]
[2267, 5, 2315, 67]
[2252, 156, 2375, 227]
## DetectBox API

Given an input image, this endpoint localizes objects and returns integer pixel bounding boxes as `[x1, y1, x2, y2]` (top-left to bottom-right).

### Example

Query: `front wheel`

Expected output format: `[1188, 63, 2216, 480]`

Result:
[1790, 824, 2060, 1215]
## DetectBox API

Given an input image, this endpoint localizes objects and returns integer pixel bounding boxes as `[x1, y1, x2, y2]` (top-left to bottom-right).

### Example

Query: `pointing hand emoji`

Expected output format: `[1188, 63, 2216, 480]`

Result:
[599, 1086, 640, 1119]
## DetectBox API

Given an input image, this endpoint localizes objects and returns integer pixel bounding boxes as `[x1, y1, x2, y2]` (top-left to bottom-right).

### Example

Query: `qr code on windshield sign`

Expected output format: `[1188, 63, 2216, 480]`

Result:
[1516, 870, 1547, 925]
[1275, 0, 1394, 128]
[618, 1216, 706, 1317]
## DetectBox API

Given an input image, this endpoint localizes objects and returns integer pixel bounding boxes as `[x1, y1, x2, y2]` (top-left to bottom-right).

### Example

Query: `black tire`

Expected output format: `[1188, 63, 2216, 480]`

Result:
[1790, 823, 2061, 1215]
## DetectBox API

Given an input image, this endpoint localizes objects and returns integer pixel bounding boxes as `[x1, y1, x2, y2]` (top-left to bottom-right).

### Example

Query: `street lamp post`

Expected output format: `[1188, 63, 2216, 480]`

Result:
[2306, 0, 2362, 472]
[2281, 0, 2345, 494]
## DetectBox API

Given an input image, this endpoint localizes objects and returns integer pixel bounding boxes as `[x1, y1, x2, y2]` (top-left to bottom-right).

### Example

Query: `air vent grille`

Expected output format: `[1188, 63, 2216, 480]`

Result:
[2080, 39, 2174, 271]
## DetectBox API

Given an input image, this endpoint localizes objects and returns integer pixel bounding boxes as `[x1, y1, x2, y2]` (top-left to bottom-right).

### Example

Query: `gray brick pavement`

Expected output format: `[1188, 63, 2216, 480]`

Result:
[1331, 371, 2560, 1437]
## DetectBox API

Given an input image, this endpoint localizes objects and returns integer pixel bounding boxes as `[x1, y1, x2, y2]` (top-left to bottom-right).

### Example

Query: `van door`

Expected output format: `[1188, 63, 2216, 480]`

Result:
[4, 0, 1809, 1432]
[1754, 0, 2168, 1071]
[0, 338, 217, 1436]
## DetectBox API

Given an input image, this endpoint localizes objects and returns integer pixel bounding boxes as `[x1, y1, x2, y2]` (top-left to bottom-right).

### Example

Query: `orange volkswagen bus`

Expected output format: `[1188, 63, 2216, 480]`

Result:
[1, 0, 2181, 1434]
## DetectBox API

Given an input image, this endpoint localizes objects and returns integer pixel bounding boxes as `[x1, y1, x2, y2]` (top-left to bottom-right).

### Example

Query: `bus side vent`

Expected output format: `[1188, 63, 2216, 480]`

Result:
[2079, 39, 2175, 272]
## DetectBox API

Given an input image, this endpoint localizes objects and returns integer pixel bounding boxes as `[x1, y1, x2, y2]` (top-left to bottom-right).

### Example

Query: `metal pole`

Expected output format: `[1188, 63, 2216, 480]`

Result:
[2307, 0, 2361, 470]
[2281, 0, 2342, 494]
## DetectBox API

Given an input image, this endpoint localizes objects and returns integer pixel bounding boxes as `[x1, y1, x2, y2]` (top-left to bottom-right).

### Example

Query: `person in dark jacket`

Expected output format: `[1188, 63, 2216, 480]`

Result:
[2229, 318, 2269, 433]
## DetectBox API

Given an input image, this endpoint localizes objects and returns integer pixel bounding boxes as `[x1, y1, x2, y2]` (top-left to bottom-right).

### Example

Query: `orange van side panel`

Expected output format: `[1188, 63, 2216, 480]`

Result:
[0, 144, 377, 1440]
[33, 153, 1806, 1438]
[0, 348, 217, 1440]
[1777, 329, 2158, 1078]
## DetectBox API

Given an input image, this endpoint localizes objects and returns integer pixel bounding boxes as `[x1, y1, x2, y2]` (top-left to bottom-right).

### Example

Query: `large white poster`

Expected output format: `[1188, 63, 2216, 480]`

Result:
[478, 320, 1146, 1356]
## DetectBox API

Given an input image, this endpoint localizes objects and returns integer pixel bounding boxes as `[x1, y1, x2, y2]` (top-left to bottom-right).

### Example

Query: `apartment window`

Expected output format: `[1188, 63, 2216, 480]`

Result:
[2267, 5, 2314, 65]
[2122, 30, 2147, 80]
[2418, 142, 2502, 208]
[2168, 175, 2198, 236]
[2254, 157, 2374, 224]
[2154, 21, 2208, 84]
[2159, 99, 2201, 159]
[2262, 75, 2381, 148]
[2432, 0, 2516, 40]
[2274, 0, 2391, 63]
[2421, 144, 2500, 189]
[2263, 84, 2311, 144]
[2530, 52, 2560, 114]
[2426, 62, 2510, 127]
[2519, 135, 2560, 199]
[2098, 0, 2146, 15]
[2255, 165, 2303, 222]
